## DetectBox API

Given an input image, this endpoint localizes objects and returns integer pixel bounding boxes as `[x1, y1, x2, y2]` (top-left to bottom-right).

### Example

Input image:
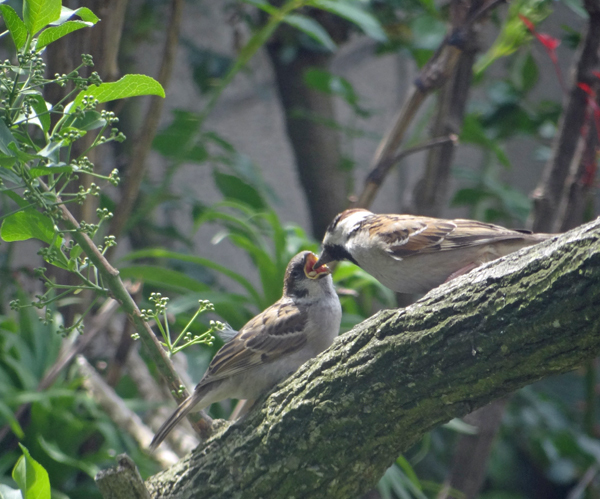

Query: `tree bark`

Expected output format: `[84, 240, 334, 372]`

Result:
[266, 45, 348, 240]
[138, 218, 600, 498]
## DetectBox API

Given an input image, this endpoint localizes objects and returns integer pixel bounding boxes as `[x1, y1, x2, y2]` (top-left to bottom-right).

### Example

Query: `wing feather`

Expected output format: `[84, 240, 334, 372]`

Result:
[368, 215, 529, 259]
[197, 300, 307, 386]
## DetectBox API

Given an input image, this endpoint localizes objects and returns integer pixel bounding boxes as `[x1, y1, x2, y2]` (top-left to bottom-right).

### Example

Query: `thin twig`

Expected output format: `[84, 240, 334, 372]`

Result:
[356, 0, 504, 209]
[37, 178, 212, 439]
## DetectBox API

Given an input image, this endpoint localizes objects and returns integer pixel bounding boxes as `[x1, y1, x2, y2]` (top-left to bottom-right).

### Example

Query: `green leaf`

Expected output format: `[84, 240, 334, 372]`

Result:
[0, 210, 55, 244]
[23, 0, 61, 35]
[121, 248, 264, 308]
[15, 94, 50, 132]
[0, 5, 28, 49]
[284, 14, 336, 51]
[213, 171, 266, 210]
[0, 484, 23, 499]
[0, 165, 21, 184]
[69, 110, 106, 131]
[38, 436, 100, 478]
[517, 51, 539, 93]
[303, 68, 369, 116]
[119, 265, 210, 294]
[0, 120, 18, 156]
[460, 114, 511, 167]
[0, 154, 16, 168]
[53, 6, 99, 25]
[0, 400, 24, 439]
[153, 110, 206, 161]
[2, 190, 29, 209]
[12, 444, 51, 499]
[28, 165, 73, 178]
[474, 0, 552, 74]
[69, 74, 165, 113]
[36, 21, 94, 50]
[308, 0, 387, 42]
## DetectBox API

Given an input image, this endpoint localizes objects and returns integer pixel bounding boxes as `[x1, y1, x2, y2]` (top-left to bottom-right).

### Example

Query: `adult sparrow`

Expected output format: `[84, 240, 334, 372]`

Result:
[315, 208, 553, 294]
[150, 250, 341, 450]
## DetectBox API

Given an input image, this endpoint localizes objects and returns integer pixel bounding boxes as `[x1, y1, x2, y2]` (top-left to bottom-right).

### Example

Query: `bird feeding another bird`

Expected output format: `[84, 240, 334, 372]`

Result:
[315, 208, 553, 295]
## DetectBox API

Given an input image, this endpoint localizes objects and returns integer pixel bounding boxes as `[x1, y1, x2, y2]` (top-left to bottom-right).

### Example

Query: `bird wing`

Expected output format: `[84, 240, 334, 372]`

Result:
[369, 215, 527, 259]
[197, 299, 308, 386]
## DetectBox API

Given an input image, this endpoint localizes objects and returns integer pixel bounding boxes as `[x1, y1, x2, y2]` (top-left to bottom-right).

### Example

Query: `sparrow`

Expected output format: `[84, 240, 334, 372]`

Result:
[315, 208, 553, 295]
[150, 251, 341, 450]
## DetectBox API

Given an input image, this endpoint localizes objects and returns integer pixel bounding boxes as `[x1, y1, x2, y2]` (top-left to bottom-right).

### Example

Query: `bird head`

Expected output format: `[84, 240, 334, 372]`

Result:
[283, 251, 333, 299]
[314, 208, 371, 268]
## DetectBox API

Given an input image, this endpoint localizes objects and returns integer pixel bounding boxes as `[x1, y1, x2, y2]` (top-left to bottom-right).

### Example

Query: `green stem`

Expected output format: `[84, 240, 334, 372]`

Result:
[36, 178, 213, 438]
[171, 303, 206, 349]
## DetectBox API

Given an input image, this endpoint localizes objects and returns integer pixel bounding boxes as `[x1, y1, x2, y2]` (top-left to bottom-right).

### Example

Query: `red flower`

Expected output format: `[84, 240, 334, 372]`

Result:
[519, 14, 564, 93]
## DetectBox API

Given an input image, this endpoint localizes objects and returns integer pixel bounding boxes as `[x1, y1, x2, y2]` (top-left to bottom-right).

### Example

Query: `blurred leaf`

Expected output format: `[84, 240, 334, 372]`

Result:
[213, 171, 266, 210]
[119, 265, 210, 294]
[461, 114, 511, 167]
[153, 110, 207, 161]
[0, 120, 19, 157]
[0, 5, 28, 49]
[13, 444, 51, 499]
[514, 51, 539, 93]
[182, 40, 233, 94]
[303, 68, 370, 116]
[121, 248, 264, 308]
[0, 400, 24, 439]
[308, 0, 387, 41]
[560, 0, 587, 17]
[0, 484, 23, 499]
[284, 14, 336, 51]
[37, 436, 99, 478]
[452, 187, 489, 207]
[475, 0, 553, 74]
[410, 15, 446, 50]
[0, 209, 54, 244]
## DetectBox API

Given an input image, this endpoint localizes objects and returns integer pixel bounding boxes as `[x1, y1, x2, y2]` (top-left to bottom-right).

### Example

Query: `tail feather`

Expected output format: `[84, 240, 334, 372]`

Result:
[150, 390, 204, 451]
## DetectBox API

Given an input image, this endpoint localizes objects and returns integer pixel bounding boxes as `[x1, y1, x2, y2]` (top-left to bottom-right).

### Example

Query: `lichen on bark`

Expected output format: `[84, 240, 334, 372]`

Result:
[143, 218, 600, 499]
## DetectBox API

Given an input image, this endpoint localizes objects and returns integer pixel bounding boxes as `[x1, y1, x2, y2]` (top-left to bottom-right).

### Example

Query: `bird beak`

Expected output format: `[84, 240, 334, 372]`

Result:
[305, 252, 331, 279]
[313, 248, 334, 271]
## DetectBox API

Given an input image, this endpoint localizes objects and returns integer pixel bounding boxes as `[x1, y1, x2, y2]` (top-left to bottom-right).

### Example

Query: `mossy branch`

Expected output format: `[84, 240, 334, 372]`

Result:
[143, 217, 600, 498]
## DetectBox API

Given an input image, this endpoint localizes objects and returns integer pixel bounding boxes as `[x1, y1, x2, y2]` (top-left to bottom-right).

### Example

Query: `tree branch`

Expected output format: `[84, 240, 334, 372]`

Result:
[36, 179, 213, 439]
[140, 218, 600, 498]
[356, 0, 504, 208]
[528, 0, 600, 232]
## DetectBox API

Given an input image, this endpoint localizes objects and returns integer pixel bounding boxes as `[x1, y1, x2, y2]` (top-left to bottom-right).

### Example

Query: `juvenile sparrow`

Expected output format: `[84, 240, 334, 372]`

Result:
[150, 251, 341, 450]
[315, 208, 553, 295]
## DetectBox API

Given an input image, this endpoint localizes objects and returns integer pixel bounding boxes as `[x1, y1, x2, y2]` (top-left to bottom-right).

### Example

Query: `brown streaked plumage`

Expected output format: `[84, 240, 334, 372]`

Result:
[150, 251, 341, 450]
[316, 209, 554, 294]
